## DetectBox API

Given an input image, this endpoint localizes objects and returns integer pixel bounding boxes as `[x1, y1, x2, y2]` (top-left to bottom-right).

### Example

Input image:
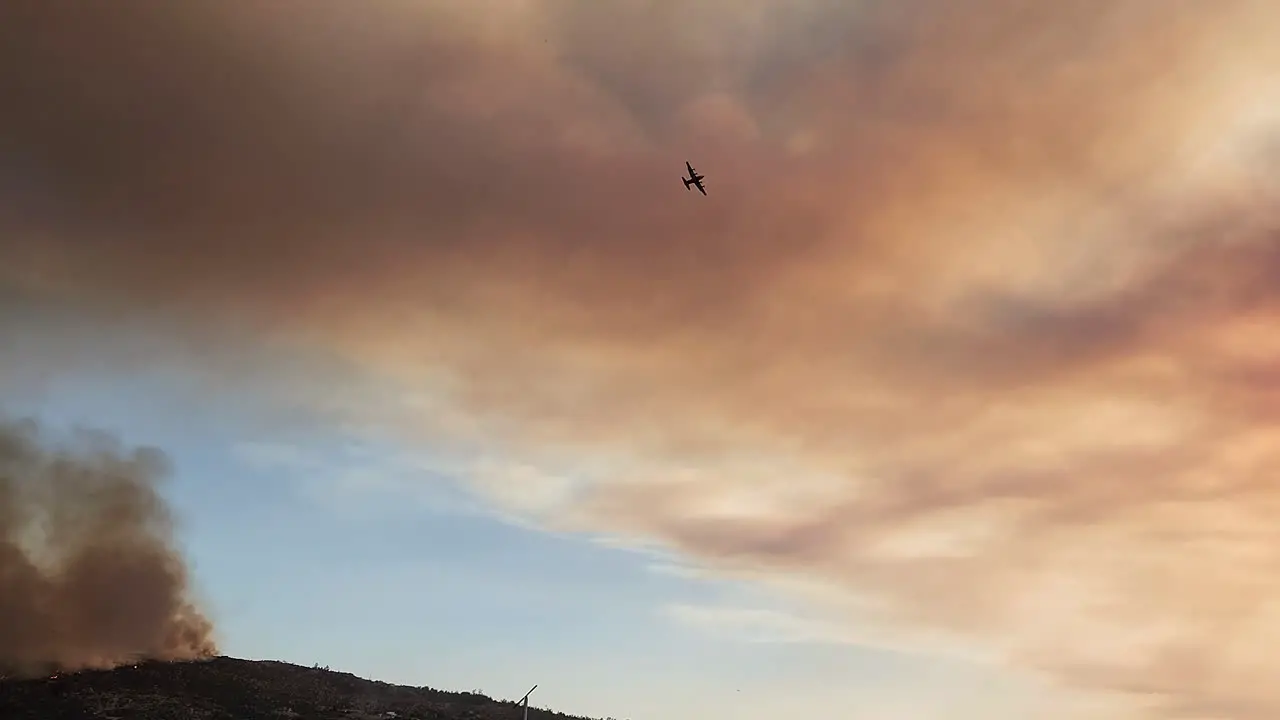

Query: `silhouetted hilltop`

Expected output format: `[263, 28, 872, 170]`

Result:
[0, 656, 610, 720]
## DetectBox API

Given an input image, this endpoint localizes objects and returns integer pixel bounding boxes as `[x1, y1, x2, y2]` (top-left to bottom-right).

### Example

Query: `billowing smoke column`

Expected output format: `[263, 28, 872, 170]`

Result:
[0, 417, 216, 678]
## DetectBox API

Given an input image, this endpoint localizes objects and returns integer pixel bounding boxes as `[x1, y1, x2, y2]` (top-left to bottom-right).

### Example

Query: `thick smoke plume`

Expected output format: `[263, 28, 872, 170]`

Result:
[0, 417, 216, 677]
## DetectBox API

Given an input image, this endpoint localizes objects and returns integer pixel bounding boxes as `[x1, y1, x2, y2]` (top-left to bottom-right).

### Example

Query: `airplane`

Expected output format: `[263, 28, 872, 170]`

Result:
[682, 160, 706, 195]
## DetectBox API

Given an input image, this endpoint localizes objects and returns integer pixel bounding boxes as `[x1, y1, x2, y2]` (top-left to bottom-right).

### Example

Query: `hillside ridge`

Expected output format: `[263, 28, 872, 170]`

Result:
[0, 655, 615, 720]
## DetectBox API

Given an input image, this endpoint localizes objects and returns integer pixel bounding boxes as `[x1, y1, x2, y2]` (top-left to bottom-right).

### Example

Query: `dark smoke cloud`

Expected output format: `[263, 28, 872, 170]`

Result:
[0, 417, 216, 677]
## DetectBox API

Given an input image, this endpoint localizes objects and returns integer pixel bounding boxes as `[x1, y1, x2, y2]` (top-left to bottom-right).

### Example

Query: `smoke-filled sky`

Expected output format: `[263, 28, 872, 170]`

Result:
[5, 0, 1280, 717]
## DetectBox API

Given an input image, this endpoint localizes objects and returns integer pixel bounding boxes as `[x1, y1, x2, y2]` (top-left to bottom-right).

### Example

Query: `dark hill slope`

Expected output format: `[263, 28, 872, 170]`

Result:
[0, 656, 606, 720]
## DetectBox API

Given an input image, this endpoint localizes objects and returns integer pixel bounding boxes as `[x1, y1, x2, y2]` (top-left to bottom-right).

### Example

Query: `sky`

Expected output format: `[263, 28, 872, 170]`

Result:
[4, 0, 1280, 718]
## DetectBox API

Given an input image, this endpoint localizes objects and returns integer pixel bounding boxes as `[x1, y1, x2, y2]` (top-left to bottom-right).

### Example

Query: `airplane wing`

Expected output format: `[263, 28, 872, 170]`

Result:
[695, 181, 706, 196]
[686, 160, 696, 175]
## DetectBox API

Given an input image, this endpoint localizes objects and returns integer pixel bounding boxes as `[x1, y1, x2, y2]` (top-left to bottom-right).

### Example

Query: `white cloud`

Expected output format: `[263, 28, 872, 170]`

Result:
[662, 602, 863, 646]
[660, 599, 992, 666]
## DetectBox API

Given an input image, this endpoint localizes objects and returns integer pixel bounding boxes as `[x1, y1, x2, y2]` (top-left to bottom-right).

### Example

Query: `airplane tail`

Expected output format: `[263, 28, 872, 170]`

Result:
[683, 177, 692, 189]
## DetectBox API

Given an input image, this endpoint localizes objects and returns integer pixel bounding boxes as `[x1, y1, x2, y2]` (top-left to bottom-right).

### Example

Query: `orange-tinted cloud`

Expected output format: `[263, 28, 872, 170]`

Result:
[4, 0, 1280, 714]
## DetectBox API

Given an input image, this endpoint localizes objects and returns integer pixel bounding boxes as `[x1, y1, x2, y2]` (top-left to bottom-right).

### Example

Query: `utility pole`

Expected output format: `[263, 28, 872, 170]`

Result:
[518, 685, 538, 720]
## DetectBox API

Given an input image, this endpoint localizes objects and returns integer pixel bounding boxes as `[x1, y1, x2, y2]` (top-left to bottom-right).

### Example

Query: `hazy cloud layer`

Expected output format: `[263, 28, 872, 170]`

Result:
[5, 0, 1280, 714]
[0, 418, 216, 676]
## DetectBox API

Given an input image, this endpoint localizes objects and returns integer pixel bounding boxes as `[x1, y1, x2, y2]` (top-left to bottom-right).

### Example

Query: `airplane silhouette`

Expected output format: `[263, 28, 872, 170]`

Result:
[682, 160, 706, 195]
